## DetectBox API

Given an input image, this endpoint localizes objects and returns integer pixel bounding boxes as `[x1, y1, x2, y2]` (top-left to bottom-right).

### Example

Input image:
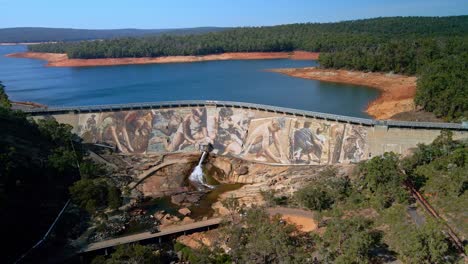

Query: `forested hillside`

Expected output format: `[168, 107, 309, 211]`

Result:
[28, 16, 468, 121]
[29, 16, 468, 58]
[0, 27, 227, 43]
[0, 82, 82, 262]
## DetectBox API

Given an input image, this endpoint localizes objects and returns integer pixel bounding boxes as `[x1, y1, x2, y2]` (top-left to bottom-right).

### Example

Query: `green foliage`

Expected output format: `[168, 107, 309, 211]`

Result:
[69, 179, 109, 214]
[358, 152, 409, 209]
[92, 244, 160, 264]
[30, 16, 468, 58]
[80, 160, 107, 179]
[0, 102, 82, 262]
[415, 54, 468, 121]
[402, 131, 467, 197]
[36, 118, 74, 145]
[223, 207, 310, 263]
[107, 185, 121, 209]
[294, 167, 351, 211]
[47, 146, 77, 172]
[320, 217, 380, 263]
[294, 185, 334, 211]
[0, 81, 11, 109]
[381, 206, 453, 264]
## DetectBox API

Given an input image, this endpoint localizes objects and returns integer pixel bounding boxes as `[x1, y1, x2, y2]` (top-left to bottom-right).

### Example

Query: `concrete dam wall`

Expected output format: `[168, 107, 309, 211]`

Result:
[28, 101, 468, 165]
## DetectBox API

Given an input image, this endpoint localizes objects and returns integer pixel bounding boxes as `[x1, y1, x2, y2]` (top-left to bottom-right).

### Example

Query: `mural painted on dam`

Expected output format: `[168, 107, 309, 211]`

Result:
[77, 111, 153, 153]
[289, 119, 329, 164]
[288, 121, 368, 164]
[207, 107, 254, 156]
[74, 107, 368, 163]
[147, 107, 253, 155]
[148, 108, 209, 152]
[341, 125, 367, 162]
[241, 117, 292, 164]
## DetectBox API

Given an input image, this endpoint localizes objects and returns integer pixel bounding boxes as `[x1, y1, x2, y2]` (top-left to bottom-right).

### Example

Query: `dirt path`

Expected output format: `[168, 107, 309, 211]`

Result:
[6, 51, 319, 67]
[270, 67, 417, 120]
[267, 207, 318, 232]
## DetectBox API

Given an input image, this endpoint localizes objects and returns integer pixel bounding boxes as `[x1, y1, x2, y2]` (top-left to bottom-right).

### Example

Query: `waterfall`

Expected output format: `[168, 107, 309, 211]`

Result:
[189, 151, 213, 189]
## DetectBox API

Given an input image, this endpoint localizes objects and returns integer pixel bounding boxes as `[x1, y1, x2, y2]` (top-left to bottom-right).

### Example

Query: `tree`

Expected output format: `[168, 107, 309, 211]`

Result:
[294, 167, 351, 211]
[0, 81, 11, 109]
[223, 207, 311, 263]
[69, 179, 108, 214]
[107, 185, 121, 209]
[358, 152, 409, 209]
[91, 244, 160, 264]
[294, 185, 334, 211]
[48, 147, 77, 173]
[36, 118, 74, 145]
[80, 160, 107, 179]
[415, 54, 468, 121]
[320, 217, 380, 264]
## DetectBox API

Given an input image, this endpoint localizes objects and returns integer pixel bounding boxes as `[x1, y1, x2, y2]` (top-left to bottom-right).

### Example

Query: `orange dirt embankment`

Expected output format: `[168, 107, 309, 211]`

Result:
[6, 51, 319, 67]
[270, 67, 417, 120]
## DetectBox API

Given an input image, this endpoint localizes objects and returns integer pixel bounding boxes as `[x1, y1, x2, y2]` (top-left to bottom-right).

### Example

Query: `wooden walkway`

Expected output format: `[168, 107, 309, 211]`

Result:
[80, 218, 222, 253]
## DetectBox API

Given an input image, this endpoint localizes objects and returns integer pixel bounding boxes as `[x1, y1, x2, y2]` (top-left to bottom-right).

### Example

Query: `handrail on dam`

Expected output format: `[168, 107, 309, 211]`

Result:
[23, 100, 467, 130]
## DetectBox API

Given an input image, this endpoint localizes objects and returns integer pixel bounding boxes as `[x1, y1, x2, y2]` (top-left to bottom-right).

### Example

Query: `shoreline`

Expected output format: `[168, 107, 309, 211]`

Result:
[270, 67, 417, 120]
[6, 51, 319, 67]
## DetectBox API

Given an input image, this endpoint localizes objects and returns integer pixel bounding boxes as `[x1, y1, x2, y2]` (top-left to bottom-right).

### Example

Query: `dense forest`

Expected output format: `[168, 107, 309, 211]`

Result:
[0, 82, 123, 262]
[29, 16, 468, 58]
[28, 16, 468, 121]
[0, 27, 227, 43]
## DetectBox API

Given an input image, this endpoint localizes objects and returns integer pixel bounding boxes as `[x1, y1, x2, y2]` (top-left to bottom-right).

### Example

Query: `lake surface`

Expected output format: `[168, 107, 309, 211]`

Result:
[0, 45, 379, 118]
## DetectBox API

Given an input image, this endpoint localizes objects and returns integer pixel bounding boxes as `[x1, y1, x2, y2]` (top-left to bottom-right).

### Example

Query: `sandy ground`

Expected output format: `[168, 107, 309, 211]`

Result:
[177, 207, 318, 250]
[6, 51, 319, 67]
[270, 67, 417, 120]
[267, 207, 318, 232]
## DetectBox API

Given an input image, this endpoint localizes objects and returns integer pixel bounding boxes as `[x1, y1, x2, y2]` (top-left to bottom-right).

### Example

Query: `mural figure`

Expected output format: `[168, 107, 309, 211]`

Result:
[149, 108, 210, 152]
[242, 117, 288, 164]
[330, 124, 346, 163]
[342, 126, 367, 162]
[99, 111, 153, 153]
[290, 121, 326, 164]
[80, 114, 98, 142]
[208, 108, 251, 156]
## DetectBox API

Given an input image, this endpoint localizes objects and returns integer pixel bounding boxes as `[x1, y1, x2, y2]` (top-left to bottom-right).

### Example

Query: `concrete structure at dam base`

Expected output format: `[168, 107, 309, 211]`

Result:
[26, 100, 468, 165]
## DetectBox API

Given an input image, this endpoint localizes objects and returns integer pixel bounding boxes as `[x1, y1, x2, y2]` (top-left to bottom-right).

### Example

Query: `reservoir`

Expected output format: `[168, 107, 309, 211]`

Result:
[0, 45, 378, 118]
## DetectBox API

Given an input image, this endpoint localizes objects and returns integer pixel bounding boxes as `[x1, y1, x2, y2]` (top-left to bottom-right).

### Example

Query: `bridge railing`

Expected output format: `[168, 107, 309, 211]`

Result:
[22, 100, 468, 130]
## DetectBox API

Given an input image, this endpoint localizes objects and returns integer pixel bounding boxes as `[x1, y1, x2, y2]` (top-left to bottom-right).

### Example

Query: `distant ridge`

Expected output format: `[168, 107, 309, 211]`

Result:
[0, 27, 229, 43]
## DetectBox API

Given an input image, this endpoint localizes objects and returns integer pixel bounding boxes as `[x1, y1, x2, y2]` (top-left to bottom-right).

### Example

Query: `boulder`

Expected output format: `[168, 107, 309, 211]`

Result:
[185, 193, 204, 204]
[178, 208, 191, 216]
[235, 166, 249, 175]
[182, 216, 195, 224]
[212, 158, 232, 176]
[171, 194, 186, 205]
[160, 214, 181, 226]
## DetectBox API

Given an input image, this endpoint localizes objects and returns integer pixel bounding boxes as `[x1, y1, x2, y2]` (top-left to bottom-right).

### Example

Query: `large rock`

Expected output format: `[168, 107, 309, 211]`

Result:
[182, 216, 195, 224]
[212, 158, 232, 177]
[160, 214, 181, 226]
[171, 194, 186, 205]
[235, 166, 249, 175]
[178, 208, 191, 216]
[185, 193, 204, 204]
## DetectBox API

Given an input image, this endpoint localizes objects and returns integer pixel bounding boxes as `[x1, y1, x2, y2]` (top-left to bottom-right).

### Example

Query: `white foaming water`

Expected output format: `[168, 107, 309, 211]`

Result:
[189, 152, 213, 189]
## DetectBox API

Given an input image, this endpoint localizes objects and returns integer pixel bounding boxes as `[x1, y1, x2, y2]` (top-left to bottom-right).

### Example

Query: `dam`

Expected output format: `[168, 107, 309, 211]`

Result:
[26, 100, 468, 165]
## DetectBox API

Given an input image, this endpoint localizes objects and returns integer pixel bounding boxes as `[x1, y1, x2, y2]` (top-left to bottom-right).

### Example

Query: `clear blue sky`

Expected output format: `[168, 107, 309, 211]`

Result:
[1, 0, 467, 29]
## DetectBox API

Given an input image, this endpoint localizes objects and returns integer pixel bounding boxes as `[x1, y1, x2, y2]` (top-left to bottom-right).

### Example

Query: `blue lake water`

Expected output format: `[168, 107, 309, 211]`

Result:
[0, 45, 379, 118]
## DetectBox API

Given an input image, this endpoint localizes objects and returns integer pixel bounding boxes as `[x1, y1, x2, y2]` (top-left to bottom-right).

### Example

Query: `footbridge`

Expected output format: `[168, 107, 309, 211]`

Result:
[80, 217, 222, 253]
[25, 100, 468, 165]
